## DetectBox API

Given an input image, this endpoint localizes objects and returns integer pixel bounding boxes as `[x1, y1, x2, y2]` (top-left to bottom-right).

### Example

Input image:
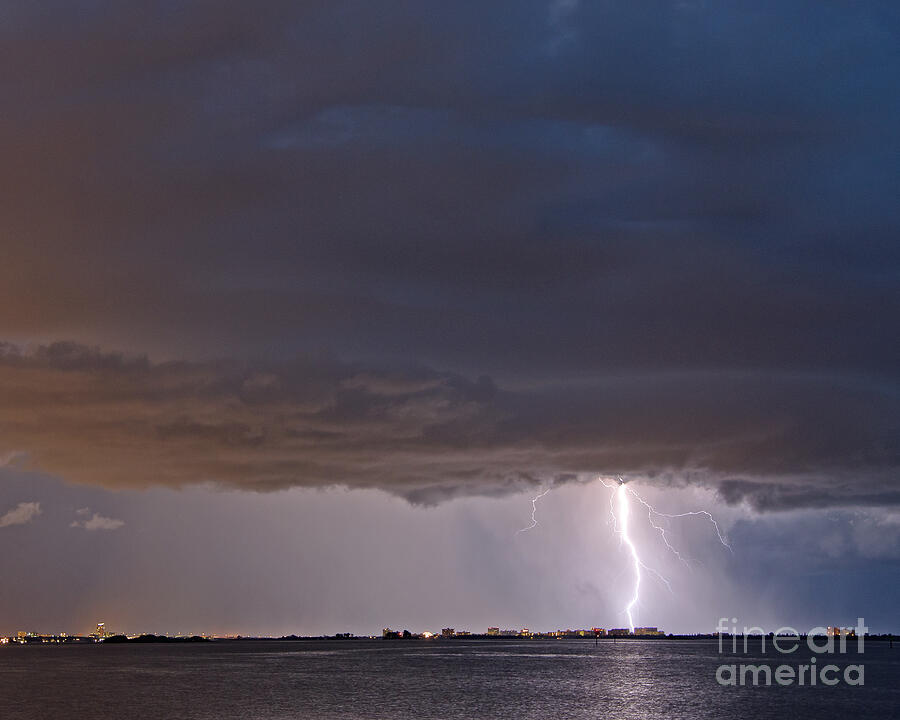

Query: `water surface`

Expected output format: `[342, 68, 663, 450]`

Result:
[1, 639, 896, 719]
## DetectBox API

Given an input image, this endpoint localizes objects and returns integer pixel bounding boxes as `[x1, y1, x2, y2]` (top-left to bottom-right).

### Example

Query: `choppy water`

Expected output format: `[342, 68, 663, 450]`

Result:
[1, 639, 897, 719]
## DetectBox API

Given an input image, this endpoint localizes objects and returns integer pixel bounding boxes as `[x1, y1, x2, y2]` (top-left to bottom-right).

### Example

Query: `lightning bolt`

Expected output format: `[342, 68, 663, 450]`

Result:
[616, 481, 642, 632]
[517, 488, 552, 533]
[626, 487, 732, 555]
[599, 476, 730, 632]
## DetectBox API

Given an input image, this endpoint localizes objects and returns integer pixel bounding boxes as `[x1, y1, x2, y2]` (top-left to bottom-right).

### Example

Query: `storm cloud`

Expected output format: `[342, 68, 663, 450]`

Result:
[0, 341, 895, 510]
[0, 1, 897, 510]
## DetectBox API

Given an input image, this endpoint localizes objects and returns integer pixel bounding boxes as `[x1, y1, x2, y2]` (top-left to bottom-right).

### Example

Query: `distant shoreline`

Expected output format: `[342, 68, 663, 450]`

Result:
[4, 633, 895, 645]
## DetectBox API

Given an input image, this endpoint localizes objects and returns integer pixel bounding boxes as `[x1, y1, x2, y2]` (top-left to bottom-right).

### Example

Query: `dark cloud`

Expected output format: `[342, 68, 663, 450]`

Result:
[0, 2, 896, 509]
[0, 342, 895, 510]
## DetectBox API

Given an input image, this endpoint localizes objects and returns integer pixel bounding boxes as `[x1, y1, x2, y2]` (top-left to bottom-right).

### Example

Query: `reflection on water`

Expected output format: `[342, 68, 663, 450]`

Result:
[0, 639, 896, 719]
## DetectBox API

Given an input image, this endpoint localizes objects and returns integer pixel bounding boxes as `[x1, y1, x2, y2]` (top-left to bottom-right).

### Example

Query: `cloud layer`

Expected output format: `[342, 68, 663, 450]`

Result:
[0, 1, 896, 368]
[0, 342, 896, 509]
[0, 2, 896, 510]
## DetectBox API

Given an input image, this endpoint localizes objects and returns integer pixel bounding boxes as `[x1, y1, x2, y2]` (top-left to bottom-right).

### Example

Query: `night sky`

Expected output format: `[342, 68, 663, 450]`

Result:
[0, 1, 897, 636]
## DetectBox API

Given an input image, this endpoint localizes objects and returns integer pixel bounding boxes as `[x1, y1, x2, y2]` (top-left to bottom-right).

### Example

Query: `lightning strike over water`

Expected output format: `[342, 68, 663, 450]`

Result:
[517, 488, 552, 533]
[616, 482, 642, 633]
[599, 477, 731, 632]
